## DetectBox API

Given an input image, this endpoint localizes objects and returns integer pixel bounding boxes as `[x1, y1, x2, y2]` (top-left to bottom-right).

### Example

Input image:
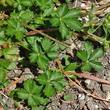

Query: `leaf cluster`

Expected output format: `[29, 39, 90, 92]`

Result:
[11, 70, 67, 107]
[77, 41, 104, 71]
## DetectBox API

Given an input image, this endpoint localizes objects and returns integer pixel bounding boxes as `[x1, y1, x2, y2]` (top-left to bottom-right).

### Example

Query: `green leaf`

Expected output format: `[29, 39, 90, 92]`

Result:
[37, 55, 49, 70]
[42, 38, 53, 52]
[3, 46, 19, 62]
[57, 4, 68, 17]
[47, 51, 58, 60]
[32, 106, 48, 110]
[77, 50, 88, 61]
[89, 61, 102, 71]
[6, 19, 26, 40]
[0, 70, 6, 82]
[36, 74, 48, 85]
[37, 70, 67, 97]
[84, 41, 93, 59]
[43, 84, 56, 97]
[21, 0, 33, 7]
[24, 79, 35, 93]
[59, 22, 69, 38]
[0, 60, 10, 68]
[36, 0, 53, 10]
[81, 62, 91, 71]
[65, 62, 77, 71]
[51, 81, 63, 91]
[43, 6, 54, 17]
[20, 9, 33, 23]
[28, 96, 38, 107]
[7, 62, 17, 70]
[28, 95, 48, 107]
[89, 48, 104, 60]
[63, 8, 80, 19]
[64, 94, 72, 101]
[50, 4, 82, 38]
[17, 89, 29, 99]
[50, 16, 60, 27]
[0, 38, 6, 46]
[63, 19, 83, 31]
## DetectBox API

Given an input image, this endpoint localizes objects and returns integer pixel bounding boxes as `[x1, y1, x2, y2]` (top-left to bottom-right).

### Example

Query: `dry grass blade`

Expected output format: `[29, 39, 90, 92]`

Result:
[5, 76, 24, 89]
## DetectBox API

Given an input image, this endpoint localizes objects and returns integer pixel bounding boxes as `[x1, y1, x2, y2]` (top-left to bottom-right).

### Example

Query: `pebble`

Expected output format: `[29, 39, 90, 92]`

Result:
[106, 92, 110, 100]
[85, 79, 91, 86]
[78, 94, 85, 100]
[102, 84, 110, 92]
[107, 76, 110, 81]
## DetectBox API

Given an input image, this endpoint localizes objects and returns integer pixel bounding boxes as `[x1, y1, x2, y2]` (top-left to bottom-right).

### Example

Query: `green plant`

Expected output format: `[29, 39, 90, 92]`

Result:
[17, 79, 48, 107]
[36, 70, 68, 97]
[77, 41, 104, 71]
[64, 94, 72, 101]
[0, 0, 108, 109]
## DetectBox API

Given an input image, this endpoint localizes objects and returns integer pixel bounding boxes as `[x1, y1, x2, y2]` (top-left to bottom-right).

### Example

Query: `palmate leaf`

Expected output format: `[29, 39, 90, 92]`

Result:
[64, 62, 78, 71]
[42, 38, 53, 52]
[36, 0, 54, 17]
[0, 69, 6, 82]
[81, 62, 91, 71]
[77, 41, 104, 71]
[29, 38, 58, 70]
[6, 19, 26, 40]
[17, 89, 29, 100]
[63, 19, 83, 31]
[3, 46, 19, 62]
[84, 41, 93, 59]
[36, 70, 68, 97]
[89, 48, 104, 61]
[36, 0, 53, 10]
[89, 61, 102, 71]
[17, 79, 48, 107]
[50, 4, 82, 38]
[77, 50, 88, 61]
[59, 22, 69, 39]
[43, 83, 56, 97]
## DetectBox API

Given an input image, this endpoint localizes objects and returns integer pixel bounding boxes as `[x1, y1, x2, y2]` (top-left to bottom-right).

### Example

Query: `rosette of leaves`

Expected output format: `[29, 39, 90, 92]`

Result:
[29, 38, 59, 70]
[6, 18, 26, 40]
[36, 0, 54, 17]
[77, 41, 104, 71]
[50, 4, 83, 38]
[36, 70, 68, 97]
[10, 9, 34, 24]
[17, 79, 48, 107]
[13, 0, 35, 11]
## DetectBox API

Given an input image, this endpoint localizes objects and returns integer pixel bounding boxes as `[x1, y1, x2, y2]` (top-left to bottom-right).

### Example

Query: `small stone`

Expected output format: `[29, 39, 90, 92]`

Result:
[95, 105, 99, 109]
[102, 84, 110, 92]
[107, 76, 110, 81]
[85, 79, 91, 86]
[106, 92, 110, 100]
[78, 94, 85, 100]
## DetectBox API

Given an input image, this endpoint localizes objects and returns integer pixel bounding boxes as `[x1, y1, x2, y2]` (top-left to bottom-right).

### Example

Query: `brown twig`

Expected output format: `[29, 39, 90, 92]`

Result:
[65, 72, 110, 85]
[23, 24, 70, 48]
[5, 76, 24, 88]
[57, 59, 110, 102]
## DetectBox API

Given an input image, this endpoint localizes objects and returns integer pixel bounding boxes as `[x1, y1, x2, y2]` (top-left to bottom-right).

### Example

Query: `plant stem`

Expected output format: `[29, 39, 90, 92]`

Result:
[23, 23, 70, 48]
[26, 28, 59, 35]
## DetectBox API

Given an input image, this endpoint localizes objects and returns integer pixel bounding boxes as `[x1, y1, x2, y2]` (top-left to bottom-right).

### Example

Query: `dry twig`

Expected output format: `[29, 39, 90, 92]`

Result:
[57, 59, 110, 102]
